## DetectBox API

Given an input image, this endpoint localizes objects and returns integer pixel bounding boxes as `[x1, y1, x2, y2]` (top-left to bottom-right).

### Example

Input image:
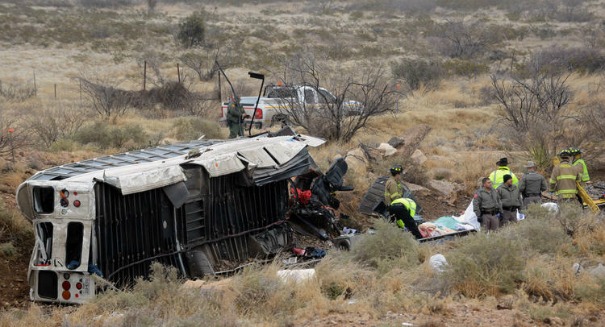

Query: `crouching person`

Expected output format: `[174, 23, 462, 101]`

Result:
[474, 177, 502, 231]
[497, 174, 522, 225]
[389, 197, 423, 239]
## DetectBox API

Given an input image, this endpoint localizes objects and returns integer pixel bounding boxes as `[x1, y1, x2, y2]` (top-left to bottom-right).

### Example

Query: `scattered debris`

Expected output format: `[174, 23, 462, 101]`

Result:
[277, 269, 316, 283]
[429, 254, 447, 273]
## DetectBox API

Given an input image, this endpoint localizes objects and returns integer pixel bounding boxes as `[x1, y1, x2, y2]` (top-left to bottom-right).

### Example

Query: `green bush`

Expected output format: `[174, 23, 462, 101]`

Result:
[391, 58, 443, 91]
[74, 122, 149, 149]
[0, 242, 16, 258]
[505, 205, 571, 255]
[444, 232, 525, 297]
[171, 117, 223, 140]
[443, 59, 489, 78]
[351, 219, 420, 271]
[177, 11, 206, 48]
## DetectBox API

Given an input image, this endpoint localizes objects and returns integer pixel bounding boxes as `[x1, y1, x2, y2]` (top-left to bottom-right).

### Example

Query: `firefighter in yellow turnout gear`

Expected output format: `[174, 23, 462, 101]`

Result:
[549, 150, 582, 202]
[384, 165, 423, 239]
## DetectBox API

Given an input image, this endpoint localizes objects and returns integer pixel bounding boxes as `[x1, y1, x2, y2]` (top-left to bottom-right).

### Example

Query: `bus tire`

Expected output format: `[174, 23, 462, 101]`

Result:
[186, 250, 215, 278]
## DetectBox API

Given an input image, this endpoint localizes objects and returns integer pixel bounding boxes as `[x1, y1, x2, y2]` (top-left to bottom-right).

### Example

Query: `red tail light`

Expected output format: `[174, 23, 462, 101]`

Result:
[254, 109, 263, 119]
[62, 281, 71, 290]
[76, 282, 83, 290]
[73, 200, 81, 207]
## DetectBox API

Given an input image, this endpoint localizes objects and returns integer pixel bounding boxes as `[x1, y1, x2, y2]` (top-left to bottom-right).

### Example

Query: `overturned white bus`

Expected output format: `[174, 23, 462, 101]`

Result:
[15, 131, 335, 304]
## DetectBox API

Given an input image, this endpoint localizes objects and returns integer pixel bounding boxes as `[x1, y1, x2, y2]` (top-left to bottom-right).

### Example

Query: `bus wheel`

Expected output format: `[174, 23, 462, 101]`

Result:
[186, 250, 215, 277]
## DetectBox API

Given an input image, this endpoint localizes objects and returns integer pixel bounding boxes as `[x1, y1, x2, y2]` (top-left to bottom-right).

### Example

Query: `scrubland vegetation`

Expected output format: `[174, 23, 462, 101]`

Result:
[1, 0, 605, 325]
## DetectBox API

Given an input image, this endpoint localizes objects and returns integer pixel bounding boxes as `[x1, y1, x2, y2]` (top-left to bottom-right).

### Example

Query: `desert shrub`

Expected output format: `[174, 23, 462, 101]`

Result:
[67, 262, 235, 326]
[78, 0, 135, 8]
[0, 79, 36, 101]
[315, 254, 376, 302]
[177, 12, 206, 48]
[553, 202, 594, 238]
[351, 219, 420, 272]
[444, 232, 526, 297]
[575, 275, 605, 307]
[26, 104, 88, 148]
[0, 242, 16, 258]
[109, 124, 147, 148]
[74, 122, 149, 149]
[391, 58, 444, 91]
[171, 117, 223, 140]
[232, 264, 283, 314]
[506, 205, 571, 255]
[443, 59, 489, 78]
[426, 20, 499, 60]
[49, 139, 78, 152]
[0, 199, 33, 247]
[523, 47, 605, 75]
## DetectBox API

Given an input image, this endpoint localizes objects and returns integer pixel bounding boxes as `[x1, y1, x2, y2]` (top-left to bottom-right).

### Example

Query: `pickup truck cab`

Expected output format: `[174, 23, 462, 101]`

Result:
[220, 85, 363, 130]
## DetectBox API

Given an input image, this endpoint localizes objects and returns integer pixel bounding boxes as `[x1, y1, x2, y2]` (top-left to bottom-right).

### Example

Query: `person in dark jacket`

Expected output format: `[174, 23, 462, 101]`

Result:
[518, 161, 547, 208]
[497, 174, 522, 225]
[473, 177, 502, 231]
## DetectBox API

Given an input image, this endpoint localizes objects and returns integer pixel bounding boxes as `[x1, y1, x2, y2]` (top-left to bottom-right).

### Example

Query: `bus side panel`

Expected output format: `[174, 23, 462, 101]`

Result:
[94, 183, 181, 287]
[180, 175, 291, 274]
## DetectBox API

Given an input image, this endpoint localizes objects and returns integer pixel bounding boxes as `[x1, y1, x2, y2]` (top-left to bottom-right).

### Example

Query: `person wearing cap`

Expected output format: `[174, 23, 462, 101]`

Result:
[473, 177, 502, 231]
[384, 164, 405, 206]
[497, 174, 522, 225]
[549, 150, 582, 202]
[489, 157, 519, 189]
[389, 196, 423, 239]
[570, 147, 590, 185]
[227, 95, 249, 138]
[518, 161, 547, 208]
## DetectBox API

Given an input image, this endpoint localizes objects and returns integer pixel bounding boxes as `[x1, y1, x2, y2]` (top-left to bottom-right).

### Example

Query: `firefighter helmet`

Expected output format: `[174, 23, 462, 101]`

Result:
[390, 164, 403, 175]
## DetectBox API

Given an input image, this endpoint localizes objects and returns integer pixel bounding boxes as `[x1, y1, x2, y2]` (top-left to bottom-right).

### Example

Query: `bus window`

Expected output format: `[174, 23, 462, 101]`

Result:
[34, 222, 53, 265]
[33, 186, 54, 214]
[65, 222, 84, 270]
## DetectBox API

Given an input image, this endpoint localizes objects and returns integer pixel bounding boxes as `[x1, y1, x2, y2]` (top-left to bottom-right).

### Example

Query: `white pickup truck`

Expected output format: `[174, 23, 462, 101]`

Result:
[219, 85, 363, 129]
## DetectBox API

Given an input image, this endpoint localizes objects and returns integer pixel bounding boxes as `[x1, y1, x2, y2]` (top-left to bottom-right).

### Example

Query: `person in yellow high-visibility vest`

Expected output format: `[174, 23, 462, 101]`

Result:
[489, 157, 519, 189]
[569, 147, 590, 184]
[389, 197, 423, 239]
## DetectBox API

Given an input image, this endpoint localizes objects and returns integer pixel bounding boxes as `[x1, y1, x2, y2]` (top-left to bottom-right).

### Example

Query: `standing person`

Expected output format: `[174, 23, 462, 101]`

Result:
[489, 157, 519, 189]
[549, 150, 582, 203]
[226, 96, 248, 138]
[518, 161, 547, 208]
[384, 164, 405, 206]
[497, 174, 522, 225]
[389, 196, 423, 239]
[570, 147, 591, 184]
[473, 177, 502, 231]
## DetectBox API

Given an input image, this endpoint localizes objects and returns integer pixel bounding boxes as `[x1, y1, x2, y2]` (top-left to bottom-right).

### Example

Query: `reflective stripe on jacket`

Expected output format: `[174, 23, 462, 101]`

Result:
[489, 166, 519, 189]
[391, 197, 416, 217]
[549, 162, 581, 197]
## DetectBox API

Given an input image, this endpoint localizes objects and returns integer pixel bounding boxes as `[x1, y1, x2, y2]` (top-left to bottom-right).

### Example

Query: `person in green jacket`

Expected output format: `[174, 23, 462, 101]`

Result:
[489, 157, 519, 189]
[227, 96, 249, 138]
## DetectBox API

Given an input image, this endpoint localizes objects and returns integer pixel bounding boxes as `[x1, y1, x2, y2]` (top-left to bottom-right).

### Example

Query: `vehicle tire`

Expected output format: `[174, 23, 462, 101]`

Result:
[186, 250, 215, 278]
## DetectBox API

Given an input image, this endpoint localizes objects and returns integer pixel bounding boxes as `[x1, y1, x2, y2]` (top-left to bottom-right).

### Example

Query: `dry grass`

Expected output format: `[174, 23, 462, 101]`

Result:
[2, 1, 605, 326]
